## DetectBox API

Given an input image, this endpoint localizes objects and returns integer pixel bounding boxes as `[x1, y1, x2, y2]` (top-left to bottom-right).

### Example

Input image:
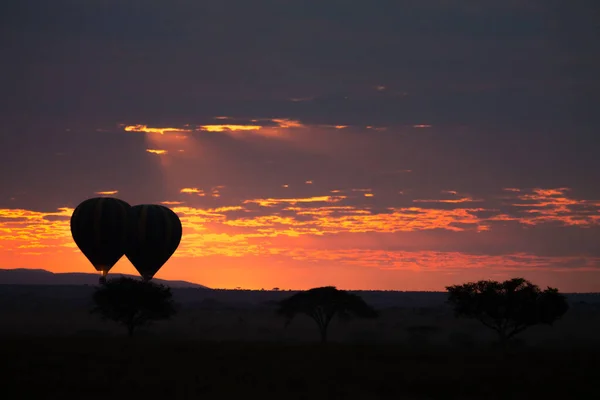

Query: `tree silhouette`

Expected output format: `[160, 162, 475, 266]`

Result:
[446, 278, 569, 345]
[91, 276, 176, 336]
[277, 286, 378, 343]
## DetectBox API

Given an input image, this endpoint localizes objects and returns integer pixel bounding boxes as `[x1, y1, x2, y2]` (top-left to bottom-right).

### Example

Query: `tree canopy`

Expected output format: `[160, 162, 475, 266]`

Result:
[446, 278, 569, 345]
[277, 286, 378, 343]
[91, 276, 177, 336]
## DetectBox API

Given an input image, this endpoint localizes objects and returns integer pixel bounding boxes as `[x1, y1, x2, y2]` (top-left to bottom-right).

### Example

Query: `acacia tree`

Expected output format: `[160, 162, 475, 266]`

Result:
[91, 276, 177, 336]
[277, 286, 378, 343]
[446, 278, 569, 345]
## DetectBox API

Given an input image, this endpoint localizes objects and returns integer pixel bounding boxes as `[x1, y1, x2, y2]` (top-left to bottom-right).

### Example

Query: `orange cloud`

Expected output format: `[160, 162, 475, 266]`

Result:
[498, 187, 600, 226]
[95, 190, 118, 195]
[220, 204, 486, 235]
[3, 188, 598, 268]
[180, 188, 203, 195]
[281, 248, 600, 272]
[320, 125, 349, 129]
[413, 197, 483, 203]
[197, 119, 305, 140]
[272, 119, 304, 128]
[413, 190, 483, 204]
[0, 208, 74, 253]
[2, 187, 600, 291]
[124, 119, 358, 149]
[199, 125, 262, 132]
[243, 195, 345, 207]
[124, 125, 191, 135]
[146, 149, 167, 155]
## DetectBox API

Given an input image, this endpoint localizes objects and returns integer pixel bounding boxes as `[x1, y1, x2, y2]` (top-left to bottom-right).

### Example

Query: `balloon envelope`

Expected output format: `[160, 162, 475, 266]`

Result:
[70, 197, 131, 276]
[125, 204, 182, 280]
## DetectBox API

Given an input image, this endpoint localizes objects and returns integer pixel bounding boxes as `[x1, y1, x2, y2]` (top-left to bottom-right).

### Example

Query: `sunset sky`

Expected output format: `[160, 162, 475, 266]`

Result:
[2, 1, 599, 291]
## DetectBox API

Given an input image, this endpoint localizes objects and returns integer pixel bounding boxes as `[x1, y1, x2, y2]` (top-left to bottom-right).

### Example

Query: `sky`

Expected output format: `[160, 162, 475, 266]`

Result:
[1, 0, 600, 291]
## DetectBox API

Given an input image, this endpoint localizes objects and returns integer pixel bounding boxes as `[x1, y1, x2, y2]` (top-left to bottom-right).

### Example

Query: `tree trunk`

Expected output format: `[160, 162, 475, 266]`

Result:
[319, 327, 328, 344]
[127, 324, 135, 337]
[497, 330, 511, 352]
[499, 329, 506, 342]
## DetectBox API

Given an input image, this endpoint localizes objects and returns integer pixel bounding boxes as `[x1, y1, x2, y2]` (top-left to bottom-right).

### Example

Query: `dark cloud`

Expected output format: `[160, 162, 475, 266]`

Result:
[2, 0, 598, 125]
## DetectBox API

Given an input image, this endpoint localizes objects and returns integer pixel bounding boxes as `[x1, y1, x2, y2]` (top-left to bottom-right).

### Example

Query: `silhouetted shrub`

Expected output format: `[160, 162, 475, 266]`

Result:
[277, 286, 378, 343]
[446, 278, 568, 346]
[91, 276, 176, 336]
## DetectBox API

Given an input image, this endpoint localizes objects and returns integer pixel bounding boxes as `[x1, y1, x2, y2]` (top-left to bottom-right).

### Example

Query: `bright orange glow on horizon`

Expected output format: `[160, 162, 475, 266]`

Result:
[2, 187, 600, 291]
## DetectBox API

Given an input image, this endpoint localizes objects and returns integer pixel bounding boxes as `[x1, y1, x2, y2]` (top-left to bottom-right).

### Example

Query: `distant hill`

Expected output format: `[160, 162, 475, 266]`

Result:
[0, 268, 210, 289]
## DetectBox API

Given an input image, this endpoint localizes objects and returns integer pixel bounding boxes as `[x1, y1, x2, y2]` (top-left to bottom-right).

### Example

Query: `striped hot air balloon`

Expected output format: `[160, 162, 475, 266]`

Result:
[125, 204, 182, 281]
[70, 197, 131, 282]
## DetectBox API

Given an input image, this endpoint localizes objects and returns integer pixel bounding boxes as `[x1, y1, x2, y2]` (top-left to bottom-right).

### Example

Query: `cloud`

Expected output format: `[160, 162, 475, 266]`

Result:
[0, 208, 74, 252]
[493, 187, 600, 227]
[279, 248, 600, 272]
[146, 149, 167, 155]
[413, 197, 483, 204]
[95, 190, 118, 195]
[199, 125, 262, 132]
[242, 195, 345, 207]
[124, 125, 191, 135]
[3, 183, 600, 289]
[122, 119, 310, 143]
[180, 188, 204, 196]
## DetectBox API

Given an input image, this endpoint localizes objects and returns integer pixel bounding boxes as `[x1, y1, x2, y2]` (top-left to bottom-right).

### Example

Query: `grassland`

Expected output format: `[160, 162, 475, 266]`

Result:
[2, 336, 599, 399]
[1, 286, 599, 398]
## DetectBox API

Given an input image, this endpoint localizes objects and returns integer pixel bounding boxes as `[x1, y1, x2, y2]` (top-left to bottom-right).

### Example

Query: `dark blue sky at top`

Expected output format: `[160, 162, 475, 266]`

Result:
[1, 0, 599, 212]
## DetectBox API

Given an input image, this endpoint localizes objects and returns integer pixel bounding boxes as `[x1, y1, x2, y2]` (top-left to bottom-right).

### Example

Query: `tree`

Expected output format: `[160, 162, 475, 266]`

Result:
[277, 286, 378, 343]
[446, 278, 569, 345]
[91, 276, 177, 337]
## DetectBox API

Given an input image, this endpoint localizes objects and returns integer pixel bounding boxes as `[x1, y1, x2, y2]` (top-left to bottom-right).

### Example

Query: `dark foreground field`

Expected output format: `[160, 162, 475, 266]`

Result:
[2, 286, 599, 398]
[2, 336, 599, 399]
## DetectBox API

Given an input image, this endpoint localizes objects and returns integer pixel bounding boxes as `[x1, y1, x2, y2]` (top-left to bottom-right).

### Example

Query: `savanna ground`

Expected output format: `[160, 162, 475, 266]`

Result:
[1, 286, 599, 398]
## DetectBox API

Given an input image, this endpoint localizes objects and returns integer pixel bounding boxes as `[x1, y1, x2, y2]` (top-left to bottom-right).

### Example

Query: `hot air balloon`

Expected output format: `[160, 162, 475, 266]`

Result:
[70, 197, 131, 283]
[125, 204, 182, 281]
